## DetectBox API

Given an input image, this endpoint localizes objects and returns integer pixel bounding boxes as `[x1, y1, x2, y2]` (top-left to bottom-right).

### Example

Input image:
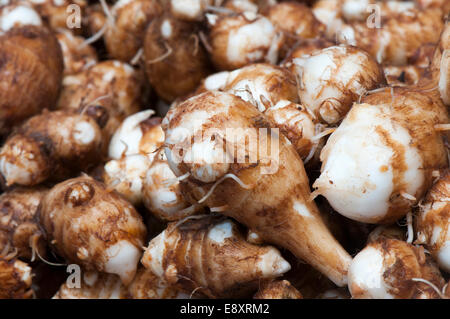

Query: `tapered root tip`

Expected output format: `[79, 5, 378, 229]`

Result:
[257, 248, 291, 278]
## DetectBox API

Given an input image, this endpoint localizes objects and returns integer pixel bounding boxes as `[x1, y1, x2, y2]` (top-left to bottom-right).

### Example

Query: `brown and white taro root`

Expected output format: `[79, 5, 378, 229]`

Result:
[53, 267, 190, 299]
[57, 60, 145, 144]
[0, 110, 103, 187]
[293, 45, 385, 124]
[142, 149, 202, 221]
[39, 176, 147, 284]
[162, 91, 352, 286]
[143, 13, 210, 102]
[103, 110, 163, 205]
[207, 12, 283, 70]
[141, 215, 291, 298]
[0, 2, 63, 136]
[198, 65, 321, 162]
[348, 239, 445, 299]
[56, 29, 98, 76]
[103, 0, 162, 62]
[313, 24, 450, 224]
[0, 256, 33, 299]
[261, 1, 325, 58]
[220, 63, 299, 112]
[313, 0, 446, 65]
[253, 280, 303, 299]
[0, 187, 48, 260]
[415, 170, 450, 273]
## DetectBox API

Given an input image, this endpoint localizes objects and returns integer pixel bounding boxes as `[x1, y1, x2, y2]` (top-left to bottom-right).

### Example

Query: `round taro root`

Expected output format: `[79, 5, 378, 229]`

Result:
[293, 45, 386, 124]
[208, 12, 283, 71]
[262, 2, 325, 58]
[143, 14, 210, 102]
[0, 3, 63, 136]
[104, 0, 162, 62]
[39, 176, 147, 285]
[348, 239, 445, 299]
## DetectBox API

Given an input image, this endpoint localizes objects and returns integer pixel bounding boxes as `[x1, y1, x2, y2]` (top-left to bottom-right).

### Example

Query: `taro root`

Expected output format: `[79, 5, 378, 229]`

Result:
[39, 176, 147, 284]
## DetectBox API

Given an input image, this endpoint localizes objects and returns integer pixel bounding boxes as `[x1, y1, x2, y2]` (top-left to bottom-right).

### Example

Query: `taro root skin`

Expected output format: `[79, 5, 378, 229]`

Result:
[348, 239, 445, 299]
[208, 12, 283, 71]
[415, 170, 450, 273]
[0, 257, 33, 299]
[253, 280, 303, 299]
[143, 14, 210, 102]
[0, 187, 48, 260]
[314, 88, 449, 224]
[0, 3, 63, 136]
[104, 0, 162, 62]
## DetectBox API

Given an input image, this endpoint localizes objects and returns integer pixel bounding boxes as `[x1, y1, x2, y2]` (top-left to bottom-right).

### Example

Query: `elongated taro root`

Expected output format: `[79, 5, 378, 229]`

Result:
[348, 239, 445, 299]
[415, 170, 450, 273]
[293, 45, 385, 124]
[58, 60, 145, 143]
[0, 256, 33, 299]
[253, 280, 303, 299]
[103, 0, 162, 62]
[56, 29, 98, 76]
[104, 110, 163, 205]
[144, 14, 210, 102]
[208, 12, 283, 70]
[0, 3, 63, 135]
[39, 176, 147, 284]
[162, 91, 352, 286]
[142, 215, 291, 298]
[313, 24, 450, 224]
[0, 111, 103, 187]
[0, 187, 48, 260]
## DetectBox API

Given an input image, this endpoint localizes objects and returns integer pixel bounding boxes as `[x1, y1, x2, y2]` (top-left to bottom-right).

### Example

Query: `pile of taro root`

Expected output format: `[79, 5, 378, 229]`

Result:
[0, 0, 449, 299]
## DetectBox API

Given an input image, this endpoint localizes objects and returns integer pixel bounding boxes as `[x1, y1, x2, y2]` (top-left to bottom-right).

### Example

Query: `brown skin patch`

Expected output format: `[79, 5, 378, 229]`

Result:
[375, 126, 410, 223]
[144, 14, 211, 102]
